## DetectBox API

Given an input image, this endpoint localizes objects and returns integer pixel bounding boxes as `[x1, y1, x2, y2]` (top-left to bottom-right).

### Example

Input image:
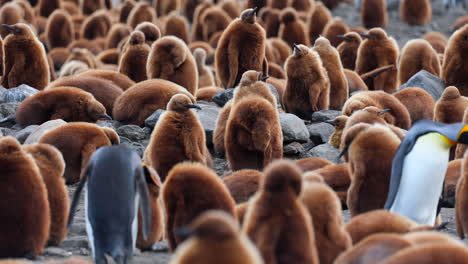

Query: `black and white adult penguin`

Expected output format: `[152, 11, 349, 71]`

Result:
[384, 120, 468, 225]
[68, 145, 152, 264]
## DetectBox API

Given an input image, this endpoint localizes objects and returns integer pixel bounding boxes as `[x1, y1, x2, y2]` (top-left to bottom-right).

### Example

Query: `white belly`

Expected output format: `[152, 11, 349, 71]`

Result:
[84, 185, 96, 258]
[390, 136, 450, 225]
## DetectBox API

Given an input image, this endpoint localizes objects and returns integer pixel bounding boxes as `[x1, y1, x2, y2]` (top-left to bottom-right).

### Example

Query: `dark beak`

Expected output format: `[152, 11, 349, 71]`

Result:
[337, 144, 350, 159]
[99, 114, 112, 120]
[2, 24, 21, 34]
[324, 119, 335, 125]
[336, 35, 351, 41]
[379, 108, 391, 115]
[186, 104, 202, 110]
[252, 6, 259, 14]
[359, 33, 374, 39]
[260, 75, 270, 82]
[175, 226, 193, 241]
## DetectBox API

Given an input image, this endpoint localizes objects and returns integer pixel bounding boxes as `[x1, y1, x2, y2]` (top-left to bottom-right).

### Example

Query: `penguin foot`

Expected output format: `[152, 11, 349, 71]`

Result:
[435, 221, 450, 231]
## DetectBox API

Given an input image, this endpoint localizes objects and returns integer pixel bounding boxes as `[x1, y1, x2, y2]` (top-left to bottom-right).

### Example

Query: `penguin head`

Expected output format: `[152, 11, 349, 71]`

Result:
[325, 115, 348, 129]
[454, 24, 468, 47]
[314, 36, 332, 49]
[167, 94, 201, 112]
[292, 43, 309, 57]
[360, 28, 387, 41]
[337, 32, 362, 43]
[240, 7, 258, 24]
[176, 210, 238, 242]
[239, 70, 262, 87]
[262, 160, 302, 196]
[2, 23, 34, 38]
[86, 99, 111, 121]
[0, 137, 22, 155]
[128, 30, 145, 45]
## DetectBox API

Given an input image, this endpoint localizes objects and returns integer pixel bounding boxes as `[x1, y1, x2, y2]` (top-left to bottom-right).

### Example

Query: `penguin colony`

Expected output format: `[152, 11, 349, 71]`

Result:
[0, 0, 468, 263]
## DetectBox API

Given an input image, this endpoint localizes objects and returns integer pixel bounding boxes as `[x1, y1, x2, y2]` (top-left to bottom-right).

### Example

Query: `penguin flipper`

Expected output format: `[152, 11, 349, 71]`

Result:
[67, 161, 93, 228]
[136, 165, 152, 240]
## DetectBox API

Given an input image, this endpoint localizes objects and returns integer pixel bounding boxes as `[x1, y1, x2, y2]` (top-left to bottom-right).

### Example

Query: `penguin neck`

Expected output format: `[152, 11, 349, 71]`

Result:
[418, 132, 455, 150]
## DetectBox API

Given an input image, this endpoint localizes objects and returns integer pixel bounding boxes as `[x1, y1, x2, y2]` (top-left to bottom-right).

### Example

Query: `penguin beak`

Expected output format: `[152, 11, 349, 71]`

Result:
[186, 104, 202, 110]
[457, 125, 468, 144]
[260, 75, 270, 82]
[379, 108, 391, 115]
[324, 119, 335, 125]
[359, 33, 375, 39]
[337, 35, 352, 42]
[293, 43, 302, 55]
[175, 226, 194, 240]
[99, 114, 112, 120]
[246, 7, 258, 18]
[2, 24, 21, 35]
[252, 6, 259, 15]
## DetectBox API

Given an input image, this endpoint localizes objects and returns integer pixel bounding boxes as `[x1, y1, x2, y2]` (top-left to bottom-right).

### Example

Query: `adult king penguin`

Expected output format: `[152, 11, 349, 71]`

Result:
[384, 120, 468, 225]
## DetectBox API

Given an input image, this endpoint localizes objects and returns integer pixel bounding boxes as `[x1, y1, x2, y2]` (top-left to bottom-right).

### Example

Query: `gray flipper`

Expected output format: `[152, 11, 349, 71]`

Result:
[67, 162, 93, 228]
[136, 166, 152, 240]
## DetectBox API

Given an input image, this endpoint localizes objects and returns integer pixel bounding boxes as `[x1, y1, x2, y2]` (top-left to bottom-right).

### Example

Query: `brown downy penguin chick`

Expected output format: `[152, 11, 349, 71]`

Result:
[47, 76, 123, 116]
[215, 7, 266, 89]
[162, 162, 236, 251]
[442, 25, 468, 96]
[147, 36, 199, 95]
[307, 2, 332, 44]
[225, 77, 282, 171]
[113, 79, 195, 126]
[220, 0, 241, 19]
[134, 22, 161, 47]
[223, 169, 263, 204]
[400, 0, 431, 25]
[381, 244, 468, 264]
[398, 39, 441, 85]
[38, 0, 61, 18]
[213, 101, 233, 157]
[243, 160, 319, 264]
[59, 61, 90, 77]
[16, 87, 109, 127]
[345, 69, 369, 93]
[314, 163, 352, 208]
[77, 69, 135, 91]
[434, 86, 468, 123]
[328, 115, 349, 148]
[244, 0, 268, 10]
[347, 124, 401, 216]
[342, 91, 411, 129]
[23, 143, 68, 246]
[345, 210, 422, 244]
[145, 94, 211, 182]
[62, 1, 80, 16]
[118, 31, 150, 83]
[269, 0, 292, 9]
[300, 182, 351, 264]
[322, 17, 349, 47]
[337, 32, 362, 70]
[444, 159, 462, 207]
[38, 122, 118, 184]
[45, 10, 75, 49]
[295, 157, 332, 172]
[259, 7, 281, 38]
[96, 49, 119, 65]
[267, 62, 286, 79]
[334, 233, 413, 264]
[452, 15, 468, 31]
[189, 41, 215, 58]
[194, 48, 215, 88]
[80, 0, 105, 15]
[80, 10, 112, 40]
[136, 165, 164, 250]
[127, 2, 156, 29]
[48, 48, 70, 72]
[268, 38, 291, 66]
[456, 109, 468, 159]
[423, 31, 448, 55]
[165, 12, 191, 44]
[199, 7, 232, 42]
[355, 28, 399, 93]
[183, 0, 204, 23]
[106, 23, 132, 49]
[393, 87, 435, 123]
[0, 3, 23, 39]
[67, 38, 103, 55]
[456, 152, 468, 238]
[196, 87, 224, 102]
[119, 0, 136, 23]
[191, 1, 215, 42]
[283, 44, 330, 119]
[64, 48, 98, 69]
[169, 210, 262, 264]
[2, 23, 50, 90]
[404, 231, 464, 246]
[313, 36, 348, 110]
[361, 0, 387, 28]
[0, 137, 50, 257]
[154, 0, 181, 17]
[278, 7, 310, 47]
[291, 0, 314, 12]
[14, 0, 35, 26]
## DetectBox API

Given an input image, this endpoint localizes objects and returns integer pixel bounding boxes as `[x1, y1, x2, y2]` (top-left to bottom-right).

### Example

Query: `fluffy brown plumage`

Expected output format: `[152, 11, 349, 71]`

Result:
[118, 31, 150, 83]
[381, 244, 468, 264]
[400, 0, 432, 25]
[223, 169, 263, 204]
[106, 23, 132, 49]
[314, 163, 351, 208]
[165, 12, 191, 44]
[194, 48, 215, 88]
[398, 39, 441, 85]
[423, 31, 448, 54]
[361, 0, 387, 28]
[278, 7, 310, 47]
[199, 7, 232, 42]
[434, 86, 468, 124]
[45, 10, 74, 49]
[80, 10, 112, 40]
[77, 69, 135, 91]
[442, 24, 468, 96]
[337, 32, 362, 70]
[393, 87, 435, 123]
[322, 17, 349, 47]
[127, 2, 156, 29]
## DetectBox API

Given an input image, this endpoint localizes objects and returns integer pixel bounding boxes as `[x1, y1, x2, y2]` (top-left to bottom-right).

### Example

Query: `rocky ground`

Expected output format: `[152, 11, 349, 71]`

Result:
[1, 0, 467, 263]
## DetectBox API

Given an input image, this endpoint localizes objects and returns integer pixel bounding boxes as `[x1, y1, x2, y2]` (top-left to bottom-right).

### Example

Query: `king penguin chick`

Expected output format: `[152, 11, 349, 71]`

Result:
[147, 36, 199, 95]
[361, 0, 387, 28]
[384, 120, 468, 225]
[2, 23, 50, 90]
[398, 39, 441, 85]
[45, 10, 75, 49]
[355, 28, 399, 93]
[307, 2, 332, 45]
[313, 36, 348, 110]
[283, 44, 330, 119]
[393, 87, 435, 123]
[456, 151, 468, 238]
[400, 0, 432, 25]
[193, 48, 215, 88]
[278, 7, 310, 47]
[162, 162, 236, 251]
[169, 210, 263, 264]
[337, 32, 362, 70]
[215, 7, 266, 89]
[322, 17, 349, 47]
[118, 31, 150, 83]
[442, 24, 468, 96]
[242, 160, 320, 264]
[434, 86, 468, 124]
[144, 94, 212, 182]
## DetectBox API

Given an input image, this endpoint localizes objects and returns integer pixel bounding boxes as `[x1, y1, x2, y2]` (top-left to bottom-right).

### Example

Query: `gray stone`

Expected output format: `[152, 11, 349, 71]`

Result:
[194, 105, 220, 147]
[152, 241, 170, 252]
[307, 123, 335, 145]
[308, 143, 344, 163]
[397, 70, 446, 101]
[61, 236, 89, 249]
[279, 113, 310, 143]
[14, 125, 39, 143]
[0, 103, 19, 117]
[266, 83, 282, 108]
[0, 84, 38, 103]
[45, 247, 72, 258]
[311, 110, 342, 123]
[144, 109, 166, 129]
[24, 119, 67, 144]
[0, 127, 16, 137]
[96, 120, 122, 130]
[283, 142, 306, 156]
[117, 125, 148, 141]
[120, 139, 145, 157]
[212, 88, 234, 107]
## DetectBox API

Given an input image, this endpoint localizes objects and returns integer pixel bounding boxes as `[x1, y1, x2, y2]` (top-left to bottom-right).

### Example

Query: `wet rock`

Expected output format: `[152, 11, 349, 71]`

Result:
[0, 103, 19, 118]
[61, 236, 89, 249]
[96, 120, 122, 130]
[194, 105, 220, 147]
[0, 127, 15, 137]
[24, 119, 67, 144]
[307, 122, 335, 145]
[0, 84, 38, 103]
[121, 139, 145, 157]
[308, 143, 344, 163]
[45, 247, 72, 258]
[283, 142, 306, 156]
[311, 110, 342, 123]
[144, 109, 166, 129]
[212, 88, 234, 107]
[14, 125, 39, 143]
[117, 125, 148, 141]
[397, 70, 446, 101]
[280, 113, 310, 143]
[152, 241, 170, 252]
